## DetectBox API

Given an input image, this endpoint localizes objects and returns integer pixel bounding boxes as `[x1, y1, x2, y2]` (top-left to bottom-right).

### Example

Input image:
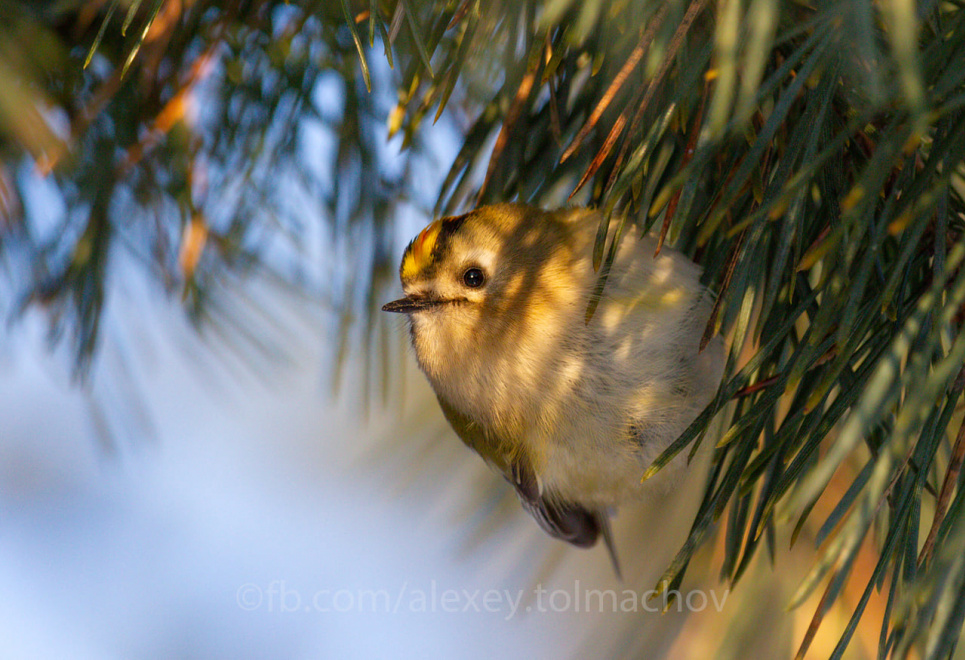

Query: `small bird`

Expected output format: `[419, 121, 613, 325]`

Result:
[383, 204, 723, 573]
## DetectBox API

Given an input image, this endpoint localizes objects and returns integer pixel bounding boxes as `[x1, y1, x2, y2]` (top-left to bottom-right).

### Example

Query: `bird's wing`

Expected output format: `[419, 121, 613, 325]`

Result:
[511, 461, 622, 578]
[508, 459, 600, 548]
[435, 394, 622, 576]
[435, 393, 512, 472]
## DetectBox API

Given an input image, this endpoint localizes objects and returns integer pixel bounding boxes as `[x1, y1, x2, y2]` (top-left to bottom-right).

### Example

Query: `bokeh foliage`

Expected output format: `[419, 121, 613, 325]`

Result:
[2, 0, 965, 657]
[0, 0, 416, 379]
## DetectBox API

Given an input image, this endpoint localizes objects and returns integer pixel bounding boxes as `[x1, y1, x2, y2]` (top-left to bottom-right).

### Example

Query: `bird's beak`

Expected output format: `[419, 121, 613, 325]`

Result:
[381, 295, 444, 314]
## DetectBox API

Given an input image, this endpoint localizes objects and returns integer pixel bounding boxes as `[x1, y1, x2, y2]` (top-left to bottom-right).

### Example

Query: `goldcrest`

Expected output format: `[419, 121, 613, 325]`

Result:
[383, 204, 723, 570]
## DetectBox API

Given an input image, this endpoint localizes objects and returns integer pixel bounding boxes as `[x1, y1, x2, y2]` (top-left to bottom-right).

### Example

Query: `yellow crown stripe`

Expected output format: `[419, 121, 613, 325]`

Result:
[401, 220, 443, 279]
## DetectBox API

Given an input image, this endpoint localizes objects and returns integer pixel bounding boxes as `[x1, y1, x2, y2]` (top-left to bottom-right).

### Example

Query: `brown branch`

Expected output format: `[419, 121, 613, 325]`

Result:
[548, 74, 563, 145]
[794, 444, 912, 660]
[476, 41, 542, 204]
[918, 377, 965, 568]
[655, 80, 709, 256]
[600, 0, 710, 196]
[569, 114, 627, 198]
[544, 32, 563, 145]
[734, 375, 782, 398]
[447, 0, 474, 31]
[793, 568, 838, 660]
[560, 2, 670, 164]
[700, 228, 745, 351]
[118, 47, 216, 175]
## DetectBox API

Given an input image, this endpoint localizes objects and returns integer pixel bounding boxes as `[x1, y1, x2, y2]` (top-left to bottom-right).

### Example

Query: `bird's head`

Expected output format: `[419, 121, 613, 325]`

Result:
[382, 204, 586, 420]
[382, 210, 493, 317]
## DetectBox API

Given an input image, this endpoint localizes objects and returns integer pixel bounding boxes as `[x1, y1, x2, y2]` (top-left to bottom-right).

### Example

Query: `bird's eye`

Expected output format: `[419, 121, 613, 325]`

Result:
[462, 267, 485, 288]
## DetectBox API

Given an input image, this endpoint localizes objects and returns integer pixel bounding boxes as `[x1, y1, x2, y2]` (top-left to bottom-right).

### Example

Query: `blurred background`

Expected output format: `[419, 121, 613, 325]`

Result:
[2, 1, 964, 658]
[0, 2, 724, 656]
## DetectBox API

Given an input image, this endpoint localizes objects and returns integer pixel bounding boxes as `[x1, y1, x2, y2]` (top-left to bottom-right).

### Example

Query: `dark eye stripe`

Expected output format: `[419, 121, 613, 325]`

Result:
[433, 214, 471, 266]
[437, 213, 468, 243]
[400, 212, 472, 282]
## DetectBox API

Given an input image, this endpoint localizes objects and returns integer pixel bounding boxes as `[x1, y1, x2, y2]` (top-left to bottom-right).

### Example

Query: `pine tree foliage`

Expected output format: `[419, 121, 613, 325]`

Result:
[1, 0, 965, 657]
[0, 1, 420, 377]
[373, 2, 965, 656]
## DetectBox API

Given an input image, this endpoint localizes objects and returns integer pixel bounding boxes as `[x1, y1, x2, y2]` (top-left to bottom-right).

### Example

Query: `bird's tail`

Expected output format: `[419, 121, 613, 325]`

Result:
[596, 510, 622, 581]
